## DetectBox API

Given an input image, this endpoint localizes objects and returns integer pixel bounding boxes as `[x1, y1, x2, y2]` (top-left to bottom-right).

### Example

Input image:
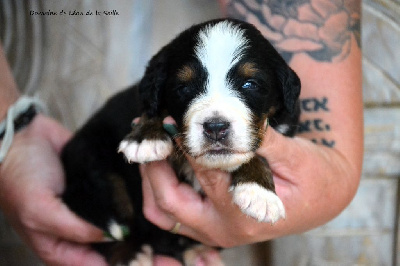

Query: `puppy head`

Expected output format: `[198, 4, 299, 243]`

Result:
[139, 19, 300, 171]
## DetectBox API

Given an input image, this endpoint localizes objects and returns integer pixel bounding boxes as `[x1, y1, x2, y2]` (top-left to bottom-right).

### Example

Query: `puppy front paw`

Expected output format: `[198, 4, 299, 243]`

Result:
[183, 245, 224, 266]
[119, 138, 173, 164]
[231, 182, 285, 224]
[105, 219, 130, 241]
[126, 245, 153, 266]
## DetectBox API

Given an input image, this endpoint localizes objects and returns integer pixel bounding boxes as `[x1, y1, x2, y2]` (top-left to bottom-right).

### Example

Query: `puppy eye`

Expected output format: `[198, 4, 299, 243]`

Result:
[241, 80, 259, 90]
[174, 85, 194, 100]
[176, 85, 191, 95]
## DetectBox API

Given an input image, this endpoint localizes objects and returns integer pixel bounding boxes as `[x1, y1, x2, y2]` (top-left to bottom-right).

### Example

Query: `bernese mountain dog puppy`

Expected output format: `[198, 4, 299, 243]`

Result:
[62, 19, 300, 265]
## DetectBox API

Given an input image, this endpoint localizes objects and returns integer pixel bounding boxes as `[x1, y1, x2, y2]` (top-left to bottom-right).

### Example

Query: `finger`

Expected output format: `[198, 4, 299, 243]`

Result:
[179, 148, 235, 215]
[149, 138, 240, 228]
[154, 255, 182, 266]
[132, 117, 140, 125]
[254, 126, 321, 202]
[131, 116, 176, 126]
[30, 231, 107, 266]
[189, 160, 232, 206]
[31, 195, 105, 243]
[30, 115, 73, 153]
[256, 126, 311, 178]
[162, 116, 176, 125]
[142, 160, 203, 219]
[140, 162, 213, 242]
[140, 163, 176, 230]
[166, 122, 232, 206]
[140, 161, 198, 226]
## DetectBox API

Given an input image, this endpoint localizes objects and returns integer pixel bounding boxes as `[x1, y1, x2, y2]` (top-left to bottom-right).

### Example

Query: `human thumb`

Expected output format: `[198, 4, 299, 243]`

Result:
[255, 125, 312, 176]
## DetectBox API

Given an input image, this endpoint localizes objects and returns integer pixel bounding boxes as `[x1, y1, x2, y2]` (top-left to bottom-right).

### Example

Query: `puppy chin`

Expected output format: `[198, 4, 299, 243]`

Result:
[194, 152, 254, 172]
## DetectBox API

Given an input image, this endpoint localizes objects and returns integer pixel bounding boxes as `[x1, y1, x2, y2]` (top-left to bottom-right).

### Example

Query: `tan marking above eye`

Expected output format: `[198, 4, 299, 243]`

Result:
[266, 106, 276, 117]
[177, 65, 195, 82]
[239, 62, 259, 78]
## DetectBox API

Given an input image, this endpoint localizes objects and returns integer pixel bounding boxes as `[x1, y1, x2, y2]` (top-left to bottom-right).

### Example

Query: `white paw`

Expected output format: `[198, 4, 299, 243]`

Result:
[183, 245, 224, 266]
[107, 220, 129, 241]
[127, 245, 153, 266]
[118, 139, 173, 163]
[231, 183, 285, 224]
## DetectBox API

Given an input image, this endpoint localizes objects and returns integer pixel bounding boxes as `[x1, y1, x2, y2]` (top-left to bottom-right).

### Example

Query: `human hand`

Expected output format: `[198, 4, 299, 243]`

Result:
[0, 114, 107, 266]
[139, 116, 361, 249]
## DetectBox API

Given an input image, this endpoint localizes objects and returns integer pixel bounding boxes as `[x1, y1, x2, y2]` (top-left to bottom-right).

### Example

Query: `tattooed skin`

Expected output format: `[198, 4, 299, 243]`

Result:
[299, 97, 335, 147]
[226, 0, 361, 63]
[225, 0, 362, 148]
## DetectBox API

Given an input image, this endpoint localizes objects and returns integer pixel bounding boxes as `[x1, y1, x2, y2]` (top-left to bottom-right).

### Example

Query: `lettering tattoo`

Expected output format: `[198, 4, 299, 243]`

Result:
[226, 0, 361, 63]
[301, 97, 329, 112]
[299, 119, 330, 133]
[299, 97, 335, 148]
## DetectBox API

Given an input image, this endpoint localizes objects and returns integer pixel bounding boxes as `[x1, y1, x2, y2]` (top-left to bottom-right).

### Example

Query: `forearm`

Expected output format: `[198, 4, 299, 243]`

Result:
[272, 0, 363, 197]
[0, 44, 20, 121]
[294, 48, 363, 177]
[225, 0, 363, 190]
[256, 131, 361, 238]
[222, 0, 363, 236]
[273, 53, 363, 235]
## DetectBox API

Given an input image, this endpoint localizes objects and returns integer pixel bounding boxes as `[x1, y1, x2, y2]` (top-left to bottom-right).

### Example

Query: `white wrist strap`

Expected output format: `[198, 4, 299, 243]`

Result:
[0, 96, 45, 163]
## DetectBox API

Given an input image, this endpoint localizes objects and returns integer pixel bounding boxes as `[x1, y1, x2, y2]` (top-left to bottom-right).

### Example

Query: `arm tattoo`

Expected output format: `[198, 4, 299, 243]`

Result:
[226, 0, 361, 63]
[299, 97, 335, 148]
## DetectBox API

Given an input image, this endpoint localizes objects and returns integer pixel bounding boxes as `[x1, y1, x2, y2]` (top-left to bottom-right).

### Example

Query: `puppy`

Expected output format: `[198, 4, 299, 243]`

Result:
[62, 19, 300, 265]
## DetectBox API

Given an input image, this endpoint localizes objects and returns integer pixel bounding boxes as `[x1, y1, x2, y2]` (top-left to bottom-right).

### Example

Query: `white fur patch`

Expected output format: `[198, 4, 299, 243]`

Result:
[118, 139, 173, 164]
[108, 220, 124, 241]
[275, 124, 290, 135]
[127, 245, 153, 266]
[231, 182, 286, 223]
[184, 21, 254, 170]
[183, 245, 224, 266]
[195, 21, 249, 94]
[194, 152, 255, 172]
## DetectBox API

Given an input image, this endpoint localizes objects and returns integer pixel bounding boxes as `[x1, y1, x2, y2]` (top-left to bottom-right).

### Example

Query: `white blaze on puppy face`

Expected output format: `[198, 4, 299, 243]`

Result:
[184, 21, 255, 170]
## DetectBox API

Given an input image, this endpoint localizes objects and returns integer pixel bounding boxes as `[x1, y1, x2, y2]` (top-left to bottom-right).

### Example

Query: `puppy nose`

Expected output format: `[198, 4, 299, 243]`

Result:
[203, 121, 230, 141]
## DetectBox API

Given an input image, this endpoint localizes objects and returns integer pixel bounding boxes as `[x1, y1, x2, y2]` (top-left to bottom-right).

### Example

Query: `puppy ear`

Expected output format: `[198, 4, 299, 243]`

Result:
[277, 65, 301, 114]
[139, 52, 168, 117]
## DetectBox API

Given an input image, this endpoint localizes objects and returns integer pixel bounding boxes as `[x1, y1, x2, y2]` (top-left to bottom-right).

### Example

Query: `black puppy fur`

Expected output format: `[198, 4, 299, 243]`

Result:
[62, 87, 199, 264]
[62, 19, 300, 265]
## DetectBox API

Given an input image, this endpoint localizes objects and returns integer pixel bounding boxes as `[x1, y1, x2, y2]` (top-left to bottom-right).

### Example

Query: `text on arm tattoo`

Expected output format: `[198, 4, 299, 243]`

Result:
[299, 97, 335, 148]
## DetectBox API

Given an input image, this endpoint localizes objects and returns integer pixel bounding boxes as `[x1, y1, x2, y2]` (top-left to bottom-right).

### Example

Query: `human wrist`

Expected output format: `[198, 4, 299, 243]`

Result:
[0, 91, 20, 122]
[0, 96, 46, 163]
[0, 44, 20, 121]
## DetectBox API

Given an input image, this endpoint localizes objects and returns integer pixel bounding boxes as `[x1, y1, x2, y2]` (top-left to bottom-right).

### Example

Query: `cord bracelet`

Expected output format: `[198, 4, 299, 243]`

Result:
[0, 96, 45, 163]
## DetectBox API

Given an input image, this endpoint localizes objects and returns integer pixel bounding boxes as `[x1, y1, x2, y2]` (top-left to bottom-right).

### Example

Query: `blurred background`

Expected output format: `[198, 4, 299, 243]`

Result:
[0, 0, 399, 265]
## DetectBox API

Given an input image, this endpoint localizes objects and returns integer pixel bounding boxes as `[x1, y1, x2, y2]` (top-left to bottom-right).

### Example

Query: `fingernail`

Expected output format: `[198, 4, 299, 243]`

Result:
[163, 124, 179, 137]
